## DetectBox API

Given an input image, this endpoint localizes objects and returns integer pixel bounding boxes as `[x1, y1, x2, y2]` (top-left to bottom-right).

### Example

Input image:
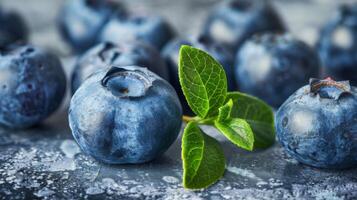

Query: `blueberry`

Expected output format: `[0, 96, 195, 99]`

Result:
[0, 45, 66, 129]
[317, 4, 357, 85]
[162, 35, 235, 114]
[71, 41, 169, 94]
[202, 0, 285, 53]
[276, 78, 357, 169]
[58, 0, 125, 53]
[235, 33, 320, 108]
[0, 6, 28, 47]
[69, 66, 182, 164]
[100, 14, 175, 50]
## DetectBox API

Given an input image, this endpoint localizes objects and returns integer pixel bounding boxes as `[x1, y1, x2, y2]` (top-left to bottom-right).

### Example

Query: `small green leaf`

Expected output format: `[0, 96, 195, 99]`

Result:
[178, 45, 227, 118]
[226, 92, 275, 148]
[182, 122, 226, 189]
[215, 119, 254, 151]
[216, 99, 233, 122]
[215, 100, 254, 151]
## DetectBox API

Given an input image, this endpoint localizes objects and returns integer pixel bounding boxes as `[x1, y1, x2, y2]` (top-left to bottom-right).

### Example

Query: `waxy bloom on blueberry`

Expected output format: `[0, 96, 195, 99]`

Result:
[69, 66, 182, 164]
[276, 78, 357, 169]
[0, 45, 66, 129]
[71, 41, 169, 94]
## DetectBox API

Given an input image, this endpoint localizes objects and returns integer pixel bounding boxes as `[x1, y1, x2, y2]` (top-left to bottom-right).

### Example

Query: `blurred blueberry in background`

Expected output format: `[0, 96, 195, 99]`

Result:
[100, 13, 175, 51]
[202, 0, 285, 54]
[235, 33, 320, 108]
[71, 41, 169, 94]
[58, 0, 126, 53]
[0, 6, 28, 47]
[317, 4, 357, 86]
[0, 45, 66, 129]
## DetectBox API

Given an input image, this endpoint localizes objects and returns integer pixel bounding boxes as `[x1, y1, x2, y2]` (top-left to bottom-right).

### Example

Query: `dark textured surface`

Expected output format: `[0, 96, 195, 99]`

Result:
[0, 0, 357, 199]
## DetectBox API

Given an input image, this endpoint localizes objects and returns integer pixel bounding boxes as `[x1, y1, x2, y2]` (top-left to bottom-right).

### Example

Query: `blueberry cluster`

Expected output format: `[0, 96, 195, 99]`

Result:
[0, 0, 356, 167]
[58, 0, 174, 53]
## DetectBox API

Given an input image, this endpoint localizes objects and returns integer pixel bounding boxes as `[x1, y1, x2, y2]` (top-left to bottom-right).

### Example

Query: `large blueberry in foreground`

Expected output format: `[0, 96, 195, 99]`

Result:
[0, 6, 28, 47]
[162, 35, 235, 114]
[276, 78, 357, 168]
[69, 66, 182, 164]
[58, 0, 125, 53]
[203, 0, 285, 52]
[0, 45, 66, 129]
[235, 33, 320, 108]
[71, 41, 169, 94]
[100, 14, 175, 50]
[317, 4, 357, 85]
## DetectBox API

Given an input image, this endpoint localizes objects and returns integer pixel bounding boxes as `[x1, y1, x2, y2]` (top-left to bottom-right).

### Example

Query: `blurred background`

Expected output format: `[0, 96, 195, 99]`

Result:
[1, 0, 357, 55]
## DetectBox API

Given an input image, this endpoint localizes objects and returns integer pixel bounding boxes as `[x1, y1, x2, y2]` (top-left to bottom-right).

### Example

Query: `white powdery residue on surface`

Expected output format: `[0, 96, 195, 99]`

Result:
[268, 178, 284, 187]
[163, 188, 203, 200]
[227, 166, 268, 186]
[85, 186, 105, 195]
[34, 187, 55, 197]
[162, 176, 179, 184]
[48, 157, 76, 172]
[60, 140, 81, 158]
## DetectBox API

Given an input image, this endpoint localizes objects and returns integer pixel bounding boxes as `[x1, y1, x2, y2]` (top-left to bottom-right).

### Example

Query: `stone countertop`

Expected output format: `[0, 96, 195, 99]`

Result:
[0, 0, 357, 199]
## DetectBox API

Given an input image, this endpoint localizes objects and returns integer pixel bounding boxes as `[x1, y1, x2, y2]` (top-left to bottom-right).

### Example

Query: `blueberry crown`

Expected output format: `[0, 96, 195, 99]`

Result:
[309, 77, 351, 100]
[101, 66, 153, 98]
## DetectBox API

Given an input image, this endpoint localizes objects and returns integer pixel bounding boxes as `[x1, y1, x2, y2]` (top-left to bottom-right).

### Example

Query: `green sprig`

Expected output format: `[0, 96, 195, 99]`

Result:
[179, 45, 275, 189]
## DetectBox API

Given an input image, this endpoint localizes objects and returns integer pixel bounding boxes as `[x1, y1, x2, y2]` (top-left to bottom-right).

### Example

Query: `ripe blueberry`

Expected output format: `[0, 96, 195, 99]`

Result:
[0, 6, 28, 47]
[71, 41, 169, 94]
[276, 78, 357, 169]
[317, 4, 357, 85]
[57, 0, 126, 53]
[202, 0, 285, 53]
[235, 33, 320, 108]
[69, 66, 182, 164]
[100, 14, 175, 50]
[0, 45, 66, 129]
[162, 35, 235, 114]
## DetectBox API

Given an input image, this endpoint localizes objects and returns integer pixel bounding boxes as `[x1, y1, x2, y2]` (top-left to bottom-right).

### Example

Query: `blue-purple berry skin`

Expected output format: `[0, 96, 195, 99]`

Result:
[0, 6, 28, 47]
[235, 33, 320, 108]
[69, 66, 182, 164]
[100, 14, 175, 51]
[203, 0, 285, 53]
[0, 45, 66, 129]
[276, 78, 357, 169]
[58, 0, 126, 53]
[317, 4, 357, 85]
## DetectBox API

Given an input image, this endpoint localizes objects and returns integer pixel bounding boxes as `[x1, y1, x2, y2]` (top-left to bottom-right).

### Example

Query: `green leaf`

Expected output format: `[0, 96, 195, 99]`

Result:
[226, 92, 275, 148]
[215, 100, 254, 151]
[178, 45, 227, 118]
[182, 122, 226, 189]
[216, 99, 233, 122]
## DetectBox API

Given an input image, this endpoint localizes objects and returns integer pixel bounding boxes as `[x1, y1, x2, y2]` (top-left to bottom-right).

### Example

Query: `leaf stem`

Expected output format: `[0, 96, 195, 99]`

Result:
[182, 115, 215, 125]
[182, 115, 196, 123]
